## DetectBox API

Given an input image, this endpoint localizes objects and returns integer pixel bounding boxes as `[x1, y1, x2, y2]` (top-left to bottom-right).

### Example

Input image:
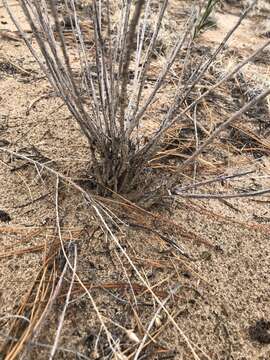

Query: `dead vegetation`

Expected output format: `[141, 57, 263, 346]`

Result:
[0, 0, 270, 359]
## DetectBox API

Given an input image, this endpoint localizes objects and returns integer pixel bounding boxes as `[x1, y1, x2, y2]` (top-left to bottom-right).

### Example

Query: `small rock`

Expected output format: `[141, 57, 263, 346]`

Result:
[248, 319, 270, 344]
[0, 210, 11, 222]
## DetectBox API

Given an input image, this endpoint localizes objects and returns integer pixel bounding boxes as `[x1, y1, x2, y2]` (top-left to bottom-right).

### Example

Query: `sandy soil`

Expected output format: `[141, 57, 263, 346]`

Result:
[0, 1, 270, 360]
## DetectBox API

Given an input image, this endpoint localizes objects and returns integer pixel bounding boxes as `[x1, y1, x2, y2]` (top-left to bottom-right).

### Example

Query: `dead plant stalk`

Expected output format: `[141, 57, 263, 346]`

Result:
[4, 0, 268, 195]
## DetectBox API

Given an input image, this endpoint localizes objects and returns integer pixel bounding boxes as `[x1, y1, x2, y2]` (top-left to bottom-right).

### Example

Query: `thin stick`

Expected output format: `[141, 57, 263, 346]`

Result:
[134, 284, 180, 360]
[119, 0, 145, 133]
[49, 242, 77, 359]
[192, 105, 199, 184]
[184, 88, 270, 165]
[174, 187, 270, 199]
[173, 170, 255, 193]
[0, 331, 90, 360]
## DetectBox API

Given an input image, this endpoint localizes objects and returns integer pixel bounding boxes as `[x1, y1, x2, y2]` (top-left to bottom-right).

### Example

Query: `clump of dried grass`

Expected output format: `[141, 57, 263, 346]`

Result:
[2, 0, 270, 359]
[4, 0, 269, 196]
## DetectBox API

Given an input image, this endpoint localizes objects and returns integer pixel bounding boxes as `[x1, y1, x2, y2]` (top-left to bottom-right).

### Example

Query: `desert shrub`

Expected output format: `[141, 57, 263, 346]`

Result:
[3, 0, 269, 196]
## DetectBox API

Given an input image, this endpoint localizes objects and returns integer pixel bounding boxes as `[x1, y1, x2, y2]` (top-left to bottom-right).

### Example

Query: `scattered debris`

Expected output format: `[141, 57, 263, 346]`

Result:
[248, 319, 270, 344]
[0, 210, 11, 222]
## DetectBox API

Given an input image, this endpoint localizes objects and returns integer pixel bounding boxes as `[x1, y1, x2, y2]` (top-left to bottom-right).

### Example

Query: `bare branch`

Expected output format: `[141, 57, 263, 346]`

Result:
[184, 87, 270, 166]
